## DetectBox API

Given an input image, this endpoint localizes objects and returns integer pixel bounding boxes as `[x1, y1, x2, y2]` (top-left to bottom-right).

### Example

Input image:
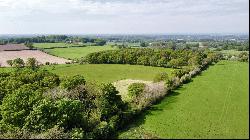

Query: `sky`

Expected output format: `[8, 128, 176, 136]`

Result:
[0, 0, 249, 34]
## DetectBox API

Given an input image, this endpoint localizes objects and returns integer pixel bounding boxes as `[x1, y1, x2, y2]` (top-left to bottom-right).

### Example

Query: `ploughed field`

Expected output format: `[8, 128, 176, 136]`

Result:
[119, 61, 249, 139]
[0, 44, 71, 67]
[0, 44, 29, 51]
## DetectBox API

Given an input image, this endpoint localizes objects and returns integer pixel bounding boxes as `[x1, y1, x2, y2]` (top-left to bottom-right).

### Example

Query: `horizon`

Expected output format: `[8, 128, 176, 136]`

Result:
[0, 0, 249, 34]
[0, 32, 249, 36]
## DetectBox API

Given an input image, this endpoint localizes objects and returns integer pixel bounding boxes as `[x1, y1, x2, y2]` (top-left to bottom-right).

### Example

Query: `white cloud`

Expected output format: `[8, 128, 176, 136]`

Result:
[0, 0, 248, 34]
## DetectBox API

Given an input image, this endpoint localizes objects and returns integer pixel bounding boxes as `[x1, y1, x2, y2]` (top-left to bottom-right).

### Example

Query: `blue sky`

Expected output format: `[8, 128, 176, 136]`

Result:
[0, 0, 249, 34]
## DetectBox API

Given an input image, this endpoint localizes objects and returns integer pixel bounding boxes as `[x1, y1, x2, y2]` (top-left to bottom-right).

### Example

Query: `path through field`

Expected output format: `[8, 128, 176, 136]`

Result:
[119, 61, 249, 139]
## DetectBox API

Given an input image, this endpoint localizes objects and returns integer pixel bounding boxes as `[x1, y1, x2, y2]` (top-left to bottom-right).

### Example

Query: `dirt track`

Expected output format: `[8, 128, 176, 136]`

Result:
[0, 50, 71, 67]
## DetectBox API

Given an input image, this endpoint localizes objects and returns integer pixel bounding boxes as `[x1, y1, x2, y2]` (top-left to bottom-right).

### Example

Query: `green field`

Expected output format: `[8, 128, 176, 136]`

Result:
[42, 64, 173, 83]
[0, 64, 174, 83]
[219, 50, 248, 56]
[41, 45, 116, 59]
[33, 43, 117, 59]
[119, 61, 249, 139]
[33, 43, 85, 49]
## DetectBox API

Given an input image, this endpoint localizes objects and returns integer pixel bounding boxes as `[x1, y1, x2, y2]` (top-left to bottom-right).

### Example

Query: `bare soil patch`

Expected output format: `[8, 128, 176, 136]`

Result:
[113, 79, 166, 100]
[0, 50, 71, 67]
[0, 44, 29, 51]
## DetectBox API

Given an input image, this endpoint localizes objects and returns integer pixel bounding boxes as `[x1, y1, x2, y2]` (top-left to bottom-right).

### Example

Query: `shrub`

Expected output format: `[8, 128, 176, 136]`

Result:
[60, 75, 86, 90]
[30, 125, 70, 139]
[70, 128, 85, 139]
[26, 58, 39, 70]
[65, 62, 71, 64]
[97, 83, 125, 121]
[127, 83, 146, 98]
[6, 60, 13, 67]
[153, 72, 169, 82]
[238, 52, 249, 62]
[24, 98, 87, 132]
[0, 85, 43, 128]
[12, 58, 25, 68]
[45, 62, 50, 65]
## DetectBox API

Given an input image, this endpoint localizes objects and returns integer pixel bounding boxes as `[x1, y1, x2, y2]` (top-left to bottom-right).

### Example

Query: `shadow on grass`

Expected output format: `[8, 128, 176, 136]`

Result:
[115, 63, 218, 138]
[114, 90, 182, 139]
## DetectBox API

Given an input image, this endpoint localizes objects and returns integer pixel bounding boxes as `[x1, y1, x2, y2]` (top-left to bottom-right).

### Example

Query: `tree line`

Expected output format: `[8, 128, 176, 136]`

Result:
[0, 35, 107, 46]
[81, 48, 221, 69]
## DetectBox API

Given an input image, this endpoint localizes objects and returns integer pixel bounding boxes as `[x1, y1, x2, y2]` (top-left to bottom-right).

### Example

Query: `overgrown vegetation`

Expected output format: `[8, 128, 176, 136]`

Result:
[0, 47, 223, 139]
[82, 48, 221, 68]
[0, 68, 126, 139]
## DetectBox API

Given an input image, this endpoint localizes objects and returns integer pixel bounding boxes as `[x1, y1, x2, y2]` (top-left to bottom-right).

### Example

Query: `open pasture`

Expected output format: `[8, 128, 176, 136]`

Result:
[43, 64, 174, 83]
[33, 43, 84, 49]
[43, 45, 116, 59]
[119, 61, 249, 139]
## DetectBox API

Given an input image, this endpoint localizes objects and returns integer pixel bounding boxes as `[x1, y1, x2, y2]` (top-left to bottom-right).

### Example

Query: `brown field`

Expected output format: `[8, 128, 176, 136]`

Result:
[0, 50, 71, 67]
[0, 44, 29, 51]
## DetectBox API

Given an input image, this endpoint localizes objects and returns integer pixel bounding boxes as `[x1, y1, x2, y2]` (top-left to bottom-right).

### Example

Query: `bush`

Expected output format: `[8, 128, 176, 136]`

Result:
[0, 85, 43, 128]
[31, 125, 70, 139]
[12, 58, 25, 68]
[6, 60, 13, 67]
[238, 52, 249, 62]
[24, 98, 87, 132]
[26, 58, 39, 70]
[70, 128, 85, 139]
[127, 83, 146, 98]
[153, 72, 169, 82]
[45, 62, 50, 65]
[60, 75, 86, 90]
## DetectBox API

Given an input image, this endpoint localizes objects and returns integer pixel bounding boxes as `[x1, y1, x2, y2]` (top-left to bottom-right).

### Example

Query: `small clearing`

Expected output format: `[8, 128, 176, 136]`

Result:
[113, 79, 166, 100]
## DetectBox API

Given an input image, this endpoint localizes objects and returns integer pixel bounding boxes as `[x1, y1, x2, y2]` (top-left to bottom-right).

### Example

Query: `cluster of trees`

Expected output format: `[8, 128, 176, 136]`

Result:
[222, 52, 249, 62]
[6, 58, 39, 69]
[82, 48, 220, 69]
[0, 67, 127, 139]
[238, 52, 249, 62]
[203, 40, 249, 51]
[148, 41, 199, 50]
[0, 35, 107, 46]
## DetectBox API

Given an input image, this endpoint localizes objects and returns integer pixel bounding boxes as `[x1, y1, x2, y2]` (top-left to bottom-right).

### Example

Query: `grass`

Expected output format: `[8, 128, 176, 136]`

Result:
[40, 45, 116, 59]
[219, 50, 248, 56]
[0, 63, 174, 83]
[33, 43, 82, 49]
[42, 64, 174, 83]
[118, 60, 249, 139]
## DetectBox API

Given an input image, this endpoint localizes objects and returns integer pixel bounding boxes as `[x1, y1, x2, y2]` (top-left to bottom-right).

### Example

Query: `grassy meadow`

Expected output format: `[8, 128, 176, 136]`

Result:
[0, 64, 174, 83]
[33, 43, 83, 49]
[38, 45, 116, 59]
[43, 64, 174, 83]
[119, 60, 249, 139]
[219, 50, 249, 56]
